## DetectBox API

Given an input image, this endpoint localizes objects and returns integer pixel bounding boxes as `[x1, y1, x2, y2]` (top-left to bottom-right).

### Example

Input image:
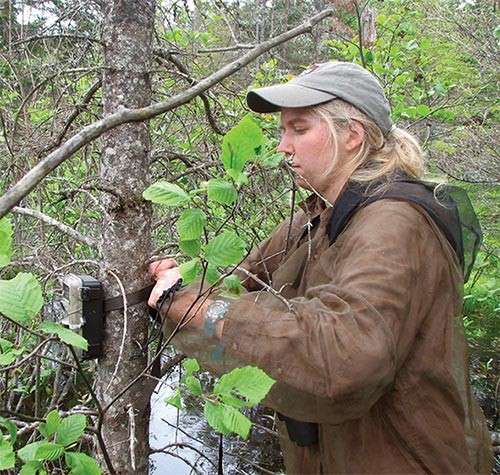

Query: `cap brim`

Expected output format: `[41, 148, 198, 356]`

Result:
[247, 84, 335, 113]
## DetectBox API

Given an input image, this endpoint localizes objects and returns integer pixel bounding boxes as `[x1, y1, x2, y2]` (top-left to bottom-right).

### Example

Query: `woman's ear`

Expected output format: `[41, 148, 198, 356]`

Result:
[344, 120, 365, 153]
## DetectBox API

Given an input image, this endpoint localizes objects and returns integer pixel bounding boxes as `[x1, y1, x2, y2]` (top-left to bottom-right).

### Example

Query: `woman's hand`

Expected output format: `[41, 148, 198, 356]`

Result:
[148, 259, 181, 309]
[147, 258, 220, 337]
[149, 258, 178, 279]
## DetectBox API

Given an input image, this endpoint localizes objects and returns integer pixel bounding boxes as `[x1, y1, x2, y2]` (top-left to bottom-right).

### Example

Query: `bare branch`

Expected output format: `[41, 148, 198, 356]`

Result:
[10, 34, 103, 47]
[165, 54, 224, 135]
[0, 338, 56, 372]
[236, 266, 294, 312]
[39, 79, 102, 155]
[12, 206, 98, 248]
[0, 7, 335, 219]
[198, 44, 256, 53]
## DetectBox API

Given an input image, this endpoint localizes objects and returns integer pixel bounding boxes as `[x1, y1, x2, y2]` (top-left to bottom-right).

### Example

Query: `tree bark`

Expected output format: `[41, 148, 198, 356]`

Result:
[97, 2, 155, 473]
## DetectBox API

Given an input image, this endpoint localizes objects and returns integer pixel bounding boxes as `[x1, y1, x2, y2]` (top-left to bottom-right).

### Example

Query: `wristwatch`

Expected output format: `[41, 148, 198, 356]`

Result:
[204, 299, 230, 337]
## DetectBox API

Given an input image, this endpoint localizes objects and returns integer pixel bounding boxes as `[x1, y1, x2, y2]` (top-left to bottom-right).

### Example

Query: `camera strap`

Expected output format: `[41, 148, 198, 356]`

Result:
[103, 284, 155, 312]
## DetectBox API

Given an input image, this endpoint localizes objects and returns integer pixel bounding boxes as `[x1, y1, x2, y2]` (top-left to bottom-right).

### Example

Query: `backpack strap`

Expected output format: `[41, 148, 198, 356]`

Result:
[326, 179, 475, 278]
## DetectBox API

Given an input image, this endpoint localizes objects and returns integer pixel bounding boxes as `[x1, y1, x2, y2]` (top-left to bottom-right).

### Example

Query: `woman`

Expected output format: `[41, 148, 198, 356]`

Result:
[148, 62, 492, 474]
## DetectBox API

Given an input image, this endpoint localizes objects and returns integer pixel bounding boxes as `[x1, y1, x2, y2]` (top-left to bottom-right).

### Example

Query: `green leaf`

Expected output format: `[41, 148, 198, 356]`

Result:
[254, 140, 283, 169]
[18, 441, 45, 462]
[55, 414, 86, 447]
[218, 392, 248, 410]
[179, 258, 201, 285]
[0, 273, 43, 323]
[45, 410, 61, 437]
[179, 239, 201, 258]
[0, 438, 15, 470]
[165, 389, 182, 410]
[223, 275, 245, 296]
[0, 351, 17, 366]
[234, 171, 249, 186]
[416, 104, 430, 116]
[213, 366, 276, 407]
[176, 209, 206, 240]
[221, 115, 264, 173]
[207, 179, 237, 205]
[0, 416, 17, 443]
[184, 375, 202, 396]
[205, 231, 246, 267]
[204, 401, 251, 439]
[143, 181, 190, 206]
[39, 322, 88, 351]
[182, 358, 200, 376]
[35, 443, 64, 461]
[37, 423, 48, 439]
[205, 264, 220, 285]
[204, 401, 230, 435]
[65, 451, 102, 475]
[0, 338, 13, 353]
[0, 344, 20, 366]
[376, 13, 387, 25]
[19, 461, 42, 475]
[221, 404, 252, 439]
[406, 39, 419, 50]
[0, 217, 12, 268]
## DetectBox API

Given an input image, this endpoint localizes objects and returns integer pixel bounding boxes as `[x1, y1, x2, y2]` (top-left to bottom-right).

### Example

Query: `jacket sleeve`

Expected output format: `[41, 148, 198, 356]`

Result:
[221, 201, 447, 424]
[160, 213, 308, 376]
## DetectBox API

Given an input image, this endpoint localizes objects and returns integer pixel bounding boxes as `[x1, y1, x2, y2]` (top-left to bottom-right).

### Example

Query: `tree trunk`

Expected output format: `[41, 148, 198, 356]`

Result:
[0, 0, 13, 45]
[97, 2, 155, 473]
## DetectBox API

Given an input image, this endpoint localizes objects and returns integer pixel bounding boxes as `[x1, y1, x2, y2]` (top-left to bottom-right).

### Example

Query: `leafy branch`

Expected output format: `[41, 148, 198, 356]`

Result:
[165, 359, 275, 439]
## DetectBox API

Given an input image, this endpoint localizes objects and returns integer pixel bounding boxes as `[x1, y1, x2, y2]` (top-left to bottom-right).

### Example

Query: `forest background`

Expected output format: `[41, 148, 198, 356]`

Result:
[0, 0, 498, 474]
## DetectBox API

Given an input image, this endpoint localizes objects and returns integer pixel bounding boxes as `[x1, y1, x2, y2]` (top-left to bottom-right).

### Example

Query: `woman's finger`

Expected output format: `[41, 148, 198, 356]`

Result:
[148, 258, 178, 277]
[147, 269, 182, 308]
[155, 266, 181, 281]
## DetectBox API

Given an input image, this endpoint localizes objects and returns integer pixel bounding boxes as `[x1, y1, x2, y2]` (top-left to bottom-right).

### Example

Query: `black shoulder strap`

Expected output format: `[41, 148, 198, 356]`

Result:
[327, 178, 481, 282]
[327, 182, 367, 243]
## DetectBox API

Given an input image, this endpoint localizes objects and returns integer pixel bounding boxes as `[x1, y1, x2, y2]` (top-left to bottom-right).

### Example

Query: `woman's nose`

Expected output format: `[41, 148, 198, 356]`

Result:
[277, 135, 293, 155]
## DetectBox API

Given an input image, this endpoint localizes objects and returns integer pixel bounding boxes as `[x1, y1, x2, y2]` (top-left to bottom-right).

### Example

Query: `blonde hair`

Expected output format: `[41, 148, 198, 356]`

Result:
[310, 99, 425, 186]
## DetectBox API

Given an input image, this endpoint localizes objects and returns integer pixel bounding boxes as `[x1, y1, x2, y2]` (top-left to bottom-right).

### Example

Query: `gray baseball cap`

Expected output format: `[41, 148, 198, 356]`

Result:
[246, 61, 393, 135]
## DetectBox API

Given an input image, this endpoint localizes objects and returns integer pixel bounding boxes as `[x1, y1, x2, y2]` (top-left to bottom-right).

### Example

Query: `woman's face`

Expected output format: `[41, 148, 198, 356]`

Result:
[278, 108, 347, 194]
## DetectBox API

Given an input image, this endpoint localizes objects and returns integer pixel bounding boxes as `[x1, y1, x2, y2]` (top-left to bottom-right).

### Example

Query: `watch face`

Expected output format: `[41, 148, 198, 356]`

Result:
[212, 301, 227, 312]
[208, 300, 229, 320]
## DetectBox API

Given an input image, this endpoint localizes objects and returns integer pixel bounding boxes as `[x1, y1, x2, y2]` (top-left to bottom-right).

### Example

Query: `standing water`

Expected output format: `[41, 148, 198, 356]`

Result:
[149, 366, 284, 474]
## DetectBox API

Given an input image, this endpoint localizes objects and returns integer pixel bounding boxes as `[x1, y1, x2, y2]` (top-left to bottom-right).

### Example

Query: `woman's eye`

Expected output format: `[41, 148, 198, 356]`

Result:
[294, 128, 307, 134]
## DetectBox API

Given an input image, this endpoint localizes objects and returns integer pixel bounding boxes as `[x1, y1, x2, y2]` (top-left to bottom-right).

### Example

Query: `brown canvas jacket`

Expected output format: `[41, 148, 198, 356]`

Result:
[165, 196, 493, 474]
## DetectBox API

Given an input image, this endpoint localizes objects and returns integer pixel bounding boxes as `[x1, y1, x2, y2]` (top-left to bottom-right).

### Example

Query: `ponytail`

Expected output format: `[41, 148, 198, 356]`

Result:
[311, 99, 425, 185]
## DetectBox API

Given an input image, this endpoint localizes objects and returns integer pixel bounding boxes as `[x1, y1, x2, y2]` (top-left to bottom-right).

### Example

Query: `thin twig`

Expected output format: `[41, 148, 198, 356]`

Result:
[104, 269, 128, 394]
[10, 34, 103, 47]
[198, 44, 255, 53]
[236, 266, 293, 312]
[12, 207, 98, 248]
[150, 442, 216, 468]
[0, 338, 56, 372]
[127, 404, 137, 472]
[67, 347, 116, 475]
